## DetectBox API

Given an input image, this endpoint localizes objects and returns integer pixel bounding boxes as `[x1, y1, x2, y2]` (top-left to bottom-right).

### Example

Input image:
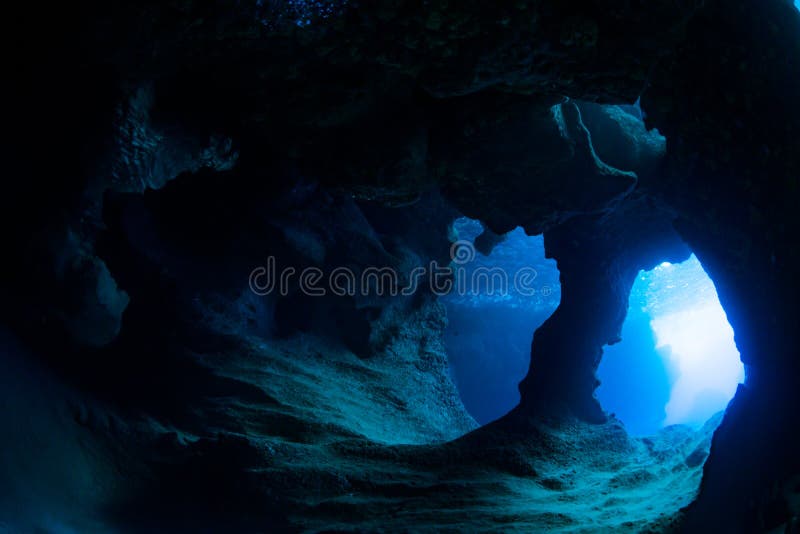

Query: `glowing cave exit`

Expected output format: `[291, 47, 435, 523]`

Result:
[597, 256, 745, 435]
[443, 216, 744, 434]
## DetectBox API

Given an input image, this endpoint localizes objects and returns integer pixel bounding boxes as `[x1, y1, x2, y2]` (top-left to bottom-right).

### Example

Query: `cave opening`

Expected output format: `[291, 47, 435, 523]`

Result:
[442, 217, 561, 425]
[596, 254, 745, 436]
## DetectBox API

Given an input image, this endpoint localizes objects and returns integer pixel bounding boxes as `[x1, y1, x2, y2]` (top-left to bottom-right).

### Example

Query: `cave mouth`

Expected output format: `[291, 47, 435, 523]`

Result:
[597, 255, 745, 436]
[442, 217, 561, 425]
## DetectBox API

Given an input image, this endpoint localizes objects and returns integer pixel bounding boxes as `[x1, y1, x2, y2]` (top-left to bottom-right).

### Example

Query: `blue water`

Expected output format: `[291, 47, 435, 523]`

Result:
[597, 257, 745, 435]
[445, 218, 561, 310]
[444, 217, 744, 433]
[443, 219, 560, 424]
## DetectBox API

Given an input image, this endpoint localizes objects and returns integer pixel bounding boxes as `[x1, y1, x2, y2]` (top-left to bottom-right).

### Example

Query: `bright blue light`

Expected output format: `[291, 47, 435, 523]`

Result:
[598, 255, 744, 434]
[651, 296, 743, 426]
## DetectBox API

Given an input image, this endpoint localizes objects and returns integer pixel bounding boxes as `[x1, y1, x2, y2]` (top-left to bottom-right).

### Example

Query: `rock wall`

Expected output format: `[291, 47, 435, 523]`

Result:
[518, 195, 691, 423]
[642, 1, 800, 529]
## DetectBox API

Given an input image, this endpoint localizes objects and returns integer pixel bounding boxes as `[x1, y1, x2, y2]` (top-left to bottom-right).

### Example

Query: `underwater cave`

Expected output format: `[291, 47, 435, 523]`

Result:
[4, 1, 800, 532]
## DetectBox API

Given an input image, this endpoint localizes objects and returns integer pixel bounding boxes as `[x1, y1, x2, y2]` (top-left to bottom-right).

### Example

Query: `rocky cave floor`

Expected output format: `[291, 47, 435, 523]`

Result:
[60, 304, 728, 532]
[203, 309, 719, 533]
[1, 293, 731, 533]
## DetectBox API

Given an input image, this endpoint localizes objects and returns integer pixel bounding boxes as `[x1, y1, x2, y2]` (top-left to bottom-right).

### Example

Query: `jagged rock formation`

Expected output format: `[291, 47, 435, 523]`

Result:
[518, 195, 691, 423]
[3, 0, 800, 531]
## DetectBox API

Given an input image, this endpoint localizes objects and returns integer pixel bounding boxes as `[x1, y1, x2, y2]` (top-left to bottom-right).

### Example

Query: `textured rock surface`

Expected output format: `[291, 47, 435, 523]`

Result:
[0, 315, 719, 531]
[518, 195, 691, 423]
